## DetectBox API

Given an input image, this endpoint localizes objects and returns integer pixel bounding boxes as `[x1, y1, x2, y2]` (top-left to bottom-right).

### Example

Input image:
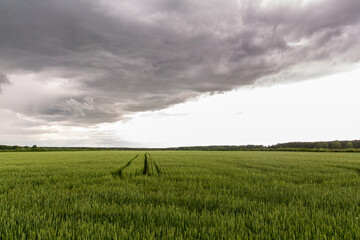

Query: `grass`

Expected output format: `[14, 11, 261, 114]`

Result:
[0, 151, 360, 239]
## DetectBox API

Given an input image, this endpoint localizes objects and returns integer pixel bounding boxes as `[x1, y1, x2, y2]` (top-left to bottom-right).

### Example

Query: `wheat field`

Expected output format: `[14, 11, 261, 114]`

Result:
[1, 151, 359, 239]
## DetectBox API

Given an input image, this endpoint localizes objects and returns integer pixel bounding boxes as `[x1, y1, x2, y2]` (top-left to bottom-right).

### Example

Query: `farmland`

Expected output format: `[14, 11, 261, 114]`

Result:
[0, 151, 360, 239]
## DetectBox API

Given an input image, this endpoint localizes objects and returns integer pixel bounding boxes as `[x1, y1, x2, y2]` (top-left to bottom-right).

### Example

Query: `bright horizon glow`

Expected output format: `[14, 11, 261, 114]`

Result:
[6, 65, 358, 148]
[113, 65, 360, 147]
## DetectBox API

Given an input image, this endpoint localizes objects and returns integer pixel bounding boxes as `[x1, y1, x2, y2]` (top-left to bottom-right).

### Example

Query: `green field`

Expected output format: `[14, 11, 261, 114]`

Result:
[1, 151, 360, 239]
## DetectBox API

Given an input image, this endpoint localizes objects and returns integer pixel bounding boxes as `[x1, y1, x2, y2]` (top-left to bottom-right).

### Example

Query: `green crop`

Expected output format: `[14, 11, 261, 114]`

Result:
[0, 151, 360, 239]
[112, 152, 162, 178]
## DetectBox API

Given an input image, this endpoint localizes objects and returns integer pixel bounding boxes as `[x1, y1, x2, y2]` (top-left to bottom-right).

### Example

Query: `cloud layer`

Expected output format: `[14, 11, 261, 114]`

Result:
[0, 0, 359, 125]
[0, 73, 10, 93]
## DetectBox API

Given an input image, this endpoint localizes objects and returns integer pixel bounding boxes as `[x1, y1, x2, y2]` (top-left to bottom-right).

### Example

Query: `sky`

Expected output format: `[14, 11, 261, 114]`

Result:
[0, 0, 359, 147]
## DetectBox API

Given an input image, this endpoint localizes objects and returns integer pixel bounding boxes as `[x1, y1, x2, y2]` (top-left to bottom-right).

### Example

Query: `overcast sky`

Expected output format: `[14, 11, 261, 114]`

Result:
[0, 0, 359, 147]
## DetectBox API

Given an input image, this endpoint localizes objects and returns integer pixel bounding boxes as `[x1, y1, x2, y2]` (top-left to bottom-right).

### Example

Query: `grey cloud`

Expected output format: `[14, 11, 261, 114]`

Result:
[56, 97, 95, 118]
[0, 108, 134, 147]
[0, 0, 359, 125]
[0, 108, 46, 137]
[0, 73, 10, 93]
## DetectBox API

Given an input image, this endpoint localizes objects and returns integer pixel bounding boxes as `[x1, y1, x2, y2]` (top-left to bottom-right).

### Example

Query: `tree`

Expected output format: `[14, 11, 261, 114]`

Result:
[316, 142, 329, 149]
[331, 141, 342, 149]
[345, 142, 354, 149]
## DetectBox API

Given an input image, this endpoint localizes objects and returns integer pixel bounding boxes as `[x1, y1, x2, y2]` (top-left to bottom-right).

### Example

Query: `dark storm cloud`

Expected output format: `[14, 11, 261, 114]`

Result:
[0, 0, 359, 124]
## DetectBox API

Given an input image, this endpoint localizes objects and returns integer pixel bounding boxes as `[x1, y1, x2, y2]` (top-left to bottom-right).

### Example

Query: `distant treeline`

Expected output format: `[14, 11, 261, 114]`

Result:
[0, 145, 147, 152]
[1, 140, 360, 152]
[0, 144, 267, 152]
[270, 140, 360, 151]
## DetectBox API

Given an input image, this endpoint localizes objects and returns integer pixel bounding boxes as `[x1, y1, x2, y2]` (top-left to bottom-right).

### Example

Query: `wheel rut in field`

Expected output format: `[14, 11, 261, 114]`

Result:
[112, 152, 163, 178]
